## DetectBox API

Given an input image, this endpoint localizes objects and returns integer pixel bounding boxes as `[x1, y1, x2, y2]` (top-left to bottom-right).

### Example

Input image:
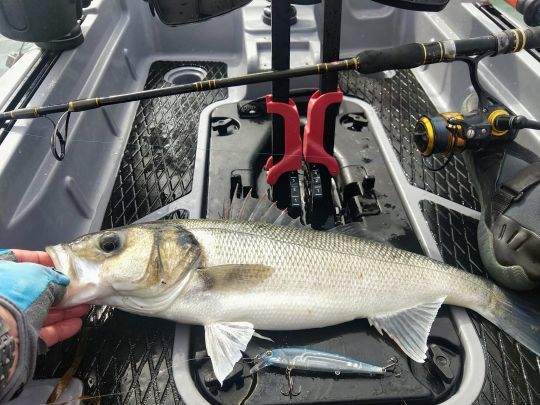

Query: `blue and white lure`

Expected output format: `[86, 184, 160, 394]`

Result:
[250, 348, 398, 397]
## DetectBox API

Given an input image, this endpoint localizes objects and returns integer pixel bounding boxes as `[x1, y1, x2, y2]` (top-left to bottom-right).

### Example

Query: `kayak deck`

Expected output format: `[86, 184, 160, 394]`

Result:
[0, 0, 537, 403]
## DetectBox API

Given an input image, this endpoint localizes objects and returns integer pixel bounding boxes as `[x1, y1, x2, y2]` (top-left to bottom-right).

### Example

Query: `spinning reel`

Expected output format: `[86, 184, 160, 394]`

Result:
[414, 107, 524, 157]
[414, 54, 540, 162]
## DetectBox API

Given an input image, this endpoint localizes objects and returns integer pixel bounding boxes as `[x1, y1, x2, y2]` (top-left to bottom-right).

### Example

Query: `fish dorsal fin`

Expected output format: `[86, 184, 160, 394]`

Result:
[330, 223, 388, 244]
[274, 209, 293, 226]
[289, 216, 304, 228]
[368, 297, 446, 363]
[229, 190, 243, 220]
[238, 193, 259, 220]
[260, 202, 282, 223]
[205, 322, 254, 385]
[248, 192, 274, 221]
[220, 188, 304, 227]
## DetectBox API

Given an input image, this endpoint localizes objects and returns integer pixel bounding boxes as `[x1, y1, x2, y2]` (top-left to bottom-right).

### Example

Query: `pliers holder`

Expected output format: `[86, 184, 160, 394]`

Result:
[264, 90, 343, 185]
[264, 95, 303, 186]
[303, 89, 343, 177]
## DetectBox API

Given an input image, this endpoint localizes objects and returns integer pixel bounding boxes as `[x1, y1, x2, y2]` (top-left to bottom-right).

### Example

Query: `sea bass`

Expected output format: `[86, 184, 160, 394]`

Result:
[46, 219, 540, 384]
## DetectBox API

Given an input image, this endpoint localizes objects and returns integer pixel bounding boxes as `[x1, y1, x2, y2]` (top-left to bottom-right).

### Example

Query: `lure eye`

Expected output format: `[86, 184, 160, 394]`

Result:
[99, 233, 122, 253]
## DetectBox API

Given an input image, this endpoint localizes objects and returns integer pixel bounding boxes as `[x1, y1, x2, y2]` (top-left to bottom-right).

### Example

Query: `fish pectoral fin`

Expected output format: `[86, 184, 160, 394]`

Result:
[368, 297, 446, 363]
[198, 264, 274, 291]
[205, 322, 254, 385]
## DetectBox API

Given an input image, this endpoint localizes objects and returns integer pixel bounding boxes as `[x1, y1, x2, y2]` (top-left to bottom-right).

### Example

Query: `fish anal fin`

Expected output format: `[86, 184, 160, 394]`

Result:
[198, 264, 274, 291]
[368, 297, 446, 363]
[205, 322, 254, 385]
[253, 331, 274, 342]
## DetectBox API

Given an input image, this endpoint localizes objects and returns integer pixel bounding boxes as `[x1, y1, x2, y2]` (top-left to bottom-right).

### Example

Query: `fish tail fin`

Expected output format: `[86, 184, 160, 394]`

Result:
[482, 287, 540, 356]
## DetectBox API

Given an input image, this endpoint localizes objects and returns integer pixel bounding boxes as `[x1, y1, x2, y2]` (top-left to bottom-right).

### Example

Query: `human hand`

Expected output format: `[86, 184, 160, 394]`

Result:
[10, 249, 90, 347]
[0, 249, 89, 402]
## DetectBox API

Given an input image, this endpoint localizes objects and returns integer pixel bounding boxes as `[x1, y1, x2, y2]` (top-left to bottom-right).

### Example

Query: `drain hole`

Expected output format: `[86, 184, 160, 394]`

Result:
[164, 66, 207, 85]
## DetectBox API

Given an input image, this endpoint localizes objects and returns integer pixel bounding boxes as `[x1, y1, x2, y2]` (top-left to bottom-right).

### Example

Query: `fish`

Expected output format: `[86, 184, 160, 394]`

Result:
[250, 348, 391, 376]
[45, 206, 540, 385]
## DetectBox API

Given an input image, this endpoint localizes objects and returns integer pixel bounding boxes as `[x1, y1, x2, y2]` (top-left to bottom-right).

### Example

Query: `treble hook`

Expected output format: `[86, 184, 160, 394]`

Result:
[281, 366, 301, 398]
[383, 356, 401, 377]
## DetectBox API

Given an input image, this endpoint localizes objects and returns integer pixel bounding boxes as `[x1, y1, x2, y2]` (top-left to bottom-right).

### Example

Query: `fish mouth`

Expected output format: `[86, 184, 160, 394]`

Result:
[46, 244, 72, 278]
[46, 244, 80, 307]
[46, 244, 112, 307]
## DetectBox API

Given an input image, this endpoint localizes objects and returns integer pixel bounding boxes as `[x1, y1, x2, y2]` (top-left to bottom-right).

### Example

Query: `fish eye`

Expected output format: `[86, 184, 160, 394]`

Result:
[265, 350, 272, 356]
[99, 233, 122, 253]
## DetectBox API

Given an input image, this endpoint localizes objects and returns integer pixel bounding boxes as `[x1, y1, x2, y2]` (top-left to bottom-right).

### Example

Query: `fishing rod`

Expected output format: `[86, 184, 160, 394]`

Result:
[1, 26, 539, 121]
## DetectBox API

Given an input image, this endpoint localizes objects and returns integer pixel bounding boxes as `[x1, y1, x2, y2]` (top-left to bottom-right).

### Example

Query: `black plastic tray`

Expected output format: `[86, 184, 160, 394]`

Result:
[193, 97, 465, 404]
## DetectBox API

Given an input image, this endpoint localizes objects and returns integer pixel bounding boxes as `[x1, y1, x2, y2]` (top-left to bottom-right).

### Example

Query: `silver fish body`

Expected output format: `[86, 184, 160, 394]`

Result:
[158, 220, 487, 328]
[46, 219, 540, 384]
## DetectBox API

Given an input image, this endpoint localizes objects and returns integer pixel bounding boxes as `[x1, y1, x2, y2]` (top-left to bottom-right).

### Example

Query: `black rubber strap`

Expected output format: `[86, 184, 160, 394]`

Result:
[492, 161, 540, 220]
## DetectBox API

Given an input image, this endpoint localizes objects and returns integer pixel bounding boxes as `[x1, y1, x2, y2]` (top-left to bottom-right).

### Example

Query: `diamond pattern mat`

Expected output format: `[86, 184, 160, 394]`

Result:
[35, 61, 226, 405]
[339, 70, 480, 211]
[102, 61, 227, 229]
[37, 307, 185, 405]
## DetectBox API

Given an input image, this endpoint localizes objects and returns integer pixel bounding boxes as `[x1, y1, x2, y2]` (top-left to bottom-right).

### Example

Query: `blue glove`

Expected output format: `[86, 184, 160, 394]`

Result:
[0, 250, 69, 403]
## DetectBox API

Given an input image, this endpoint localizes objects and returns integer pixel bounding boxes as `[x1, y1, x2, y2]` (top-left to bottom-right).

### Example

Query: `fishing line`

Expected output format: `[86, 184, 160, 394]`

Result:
[42, 351, 259, 405]
[9, 126, 461, 167]
[423, 135, 457, 172]
[44, 389, 131, 405]
[8, 127, 310, 159]
[47, 345, 399, 405]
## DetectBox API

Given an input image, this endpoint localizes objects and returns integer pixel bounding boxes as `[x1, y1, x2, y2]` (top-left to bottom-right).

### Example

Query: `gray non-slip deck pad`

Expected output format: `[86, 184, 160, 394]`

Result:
[102, 61, 228, 229]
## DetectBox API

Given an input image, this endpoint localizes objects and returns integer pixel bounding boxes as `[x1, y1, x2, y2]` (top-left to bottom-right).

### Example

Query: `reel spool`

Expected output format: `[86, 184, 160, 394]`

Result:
[414, 109, 517, 157]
